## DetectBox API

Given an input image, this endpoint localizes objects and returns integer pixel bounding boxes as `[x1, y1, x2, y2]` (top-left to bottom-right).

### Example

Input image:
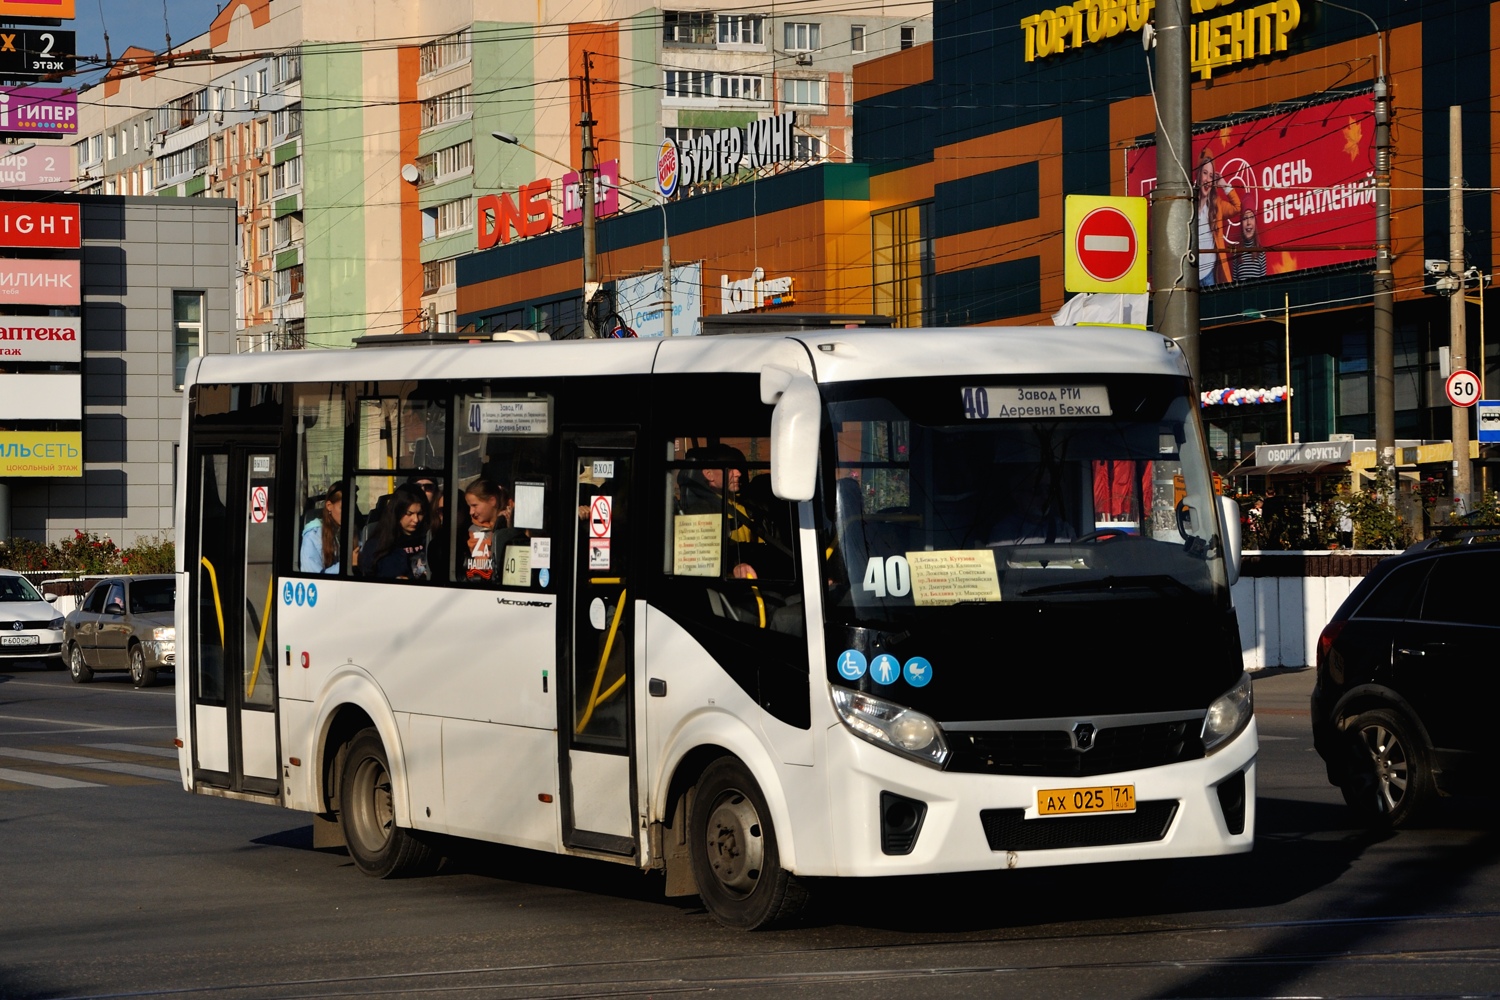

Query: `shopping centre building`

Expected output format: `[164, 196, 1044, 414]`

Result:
[457, 0, 1498, 497]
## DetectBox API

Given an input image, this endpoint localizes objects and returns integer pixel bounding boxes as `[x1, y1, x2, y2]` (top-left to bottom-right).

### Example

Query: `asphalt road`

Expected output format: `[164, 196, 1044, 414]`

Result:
[0, 660, 1496, 1000]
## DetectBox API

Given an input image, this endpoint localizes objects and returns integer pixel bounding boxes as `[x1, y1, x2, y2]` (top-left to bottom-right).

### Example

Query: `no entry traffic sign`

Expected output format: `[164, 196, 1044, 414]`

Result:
[1065, 195, 1149, 294]
[1445, 369, 1480, 407]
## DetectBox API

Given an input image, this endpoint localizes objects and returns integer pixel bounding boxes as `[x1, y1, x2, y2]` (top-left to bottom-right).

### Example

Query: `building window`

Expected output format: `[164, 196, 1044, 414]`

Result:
[791, 133, 823, 161]
[718, 14, 763, 45]
[420, 27, 471, 75]
[851, 24, 866, 52]
[275, 263, 304, 301]
[156, 140, 209, 181]
[274, 103, 302, 138]
[273, 155, 302, 191]
[258, 224, 272, 257]
[256, 68, 268, 96]
[274, 213, 300, 247]
[435, 197, 473, 236]
[664, 10, 715, 45]
[423, 257, 457, 294]
[901, 26, 915, 49]
[717, 75, 764, 101]
[664, 126, 714, 147]
[259, 278, 273, 309]
[784, 22, 820, 51]
[782, 77, 826, 107]
[417, 139, 473, 184]
[258, 171, 270, 202]
[277, 50, 301, 85]
[422, 85, 472, 128]
[256, 119, 270, 147]
[872, 203, 933, 328]
[173, 291, 203, 389]
[665, 69, 715, 99]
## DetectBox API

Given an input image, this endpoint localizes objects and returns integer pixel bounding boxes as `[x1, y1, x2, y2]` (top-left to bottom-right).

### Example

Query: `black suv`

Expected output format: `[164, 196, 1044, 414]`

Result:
[1312, 529, 1500, 827]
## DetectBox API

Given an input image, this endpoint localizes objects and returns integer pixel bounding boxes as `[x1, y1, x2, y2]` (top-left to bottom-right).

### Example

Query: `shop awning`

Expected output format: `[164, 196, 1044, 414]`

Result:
[1231, 460, 1350, 477]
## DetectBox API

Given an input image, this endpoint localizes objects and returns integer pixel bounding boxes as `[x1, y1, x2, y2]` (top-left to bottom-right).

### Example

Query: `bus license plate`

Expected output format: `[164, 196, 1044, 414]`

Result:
[1037, 784, 1136, 816]
[1, 635, 38, 646]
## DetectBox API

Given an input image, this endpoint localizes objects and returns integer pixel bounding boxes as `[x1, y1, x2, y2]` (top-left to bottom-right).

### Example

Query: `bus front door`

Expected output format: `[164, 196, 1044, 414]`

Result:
[562, 439, 637, 856]
[188, 442, 281, 798]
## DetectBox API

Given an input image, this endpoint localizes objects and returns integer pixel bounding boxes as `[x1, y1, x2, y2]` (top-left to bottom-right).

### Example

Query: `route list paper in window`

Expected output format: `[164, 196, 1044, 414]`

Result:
[673, 514, 722, 577]
[907, 550, 1002, 606]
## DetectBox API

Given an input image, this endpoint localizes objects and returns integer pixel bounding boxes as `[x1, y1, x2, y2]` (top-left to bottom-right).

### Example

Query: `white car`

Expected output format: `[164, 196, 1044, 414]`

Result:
[0, 570, 67, 666]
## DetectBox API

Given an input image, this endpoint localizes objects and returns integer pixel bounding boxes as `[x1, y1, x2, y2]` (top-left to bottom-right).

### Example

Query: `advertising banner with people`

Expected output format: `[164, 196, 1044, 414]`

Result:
[1126, 94, 1375, 288]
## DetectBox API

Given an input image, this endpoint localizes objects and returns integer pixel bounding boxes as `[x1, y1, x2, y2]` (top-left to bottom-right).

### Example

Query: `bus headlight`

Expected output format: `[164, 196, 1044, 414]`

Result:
[831, 688, 949, 768]
[1202, 672, 1253, 755]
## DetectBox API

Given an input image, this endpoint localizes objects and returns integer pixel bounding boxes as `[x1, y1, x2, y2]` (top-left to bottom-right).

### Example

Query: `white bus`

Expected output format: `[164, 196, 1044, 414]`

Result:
[174, 327, 1254, 928]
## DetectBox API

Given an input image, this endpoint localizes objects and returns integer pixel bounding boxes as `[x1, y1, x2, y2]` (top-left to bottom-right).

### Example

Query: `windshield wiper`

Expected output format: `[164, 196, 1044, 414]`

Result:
[1018, 574, 1193, 598]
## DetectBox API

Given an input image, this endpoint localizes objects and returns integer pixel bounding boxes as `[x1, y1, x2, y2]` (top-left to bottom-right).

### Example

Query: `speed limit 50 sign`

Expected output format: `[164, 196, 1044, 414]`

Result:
[1445, 369, 1480, 407]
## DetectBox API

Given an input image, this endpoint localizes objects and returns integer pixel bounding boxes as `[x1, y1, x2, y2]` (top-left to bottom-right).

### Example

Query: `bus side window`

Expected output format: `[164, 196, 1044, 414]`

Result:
[452, 389, 554, 589]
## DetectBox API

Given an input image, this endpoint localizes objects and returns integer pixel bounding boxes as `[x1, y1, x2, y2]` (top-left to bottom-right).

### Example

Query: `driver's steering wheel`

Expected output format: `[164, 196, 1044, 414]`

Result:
[1073, 527, 1130, 543]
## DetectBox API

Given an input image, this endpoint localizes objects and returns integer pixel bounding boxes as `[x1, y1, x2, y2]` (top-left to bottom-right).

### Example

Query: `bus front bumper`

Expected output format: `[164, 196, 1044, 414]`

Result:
[815, 719, 1257, 878]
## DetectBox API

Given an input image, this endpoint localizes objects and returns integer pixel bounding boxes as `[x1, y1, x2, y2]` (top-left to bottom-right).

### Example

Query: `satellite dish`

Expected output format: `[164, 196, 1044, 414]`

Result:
[400, 163, 420, 184]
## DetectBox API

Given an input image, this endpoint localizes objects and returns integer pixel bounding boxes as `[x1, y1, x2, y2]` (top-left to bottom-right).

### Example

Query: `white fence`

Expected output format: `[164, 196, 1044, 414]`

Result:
[1231, 551, 1392, 670]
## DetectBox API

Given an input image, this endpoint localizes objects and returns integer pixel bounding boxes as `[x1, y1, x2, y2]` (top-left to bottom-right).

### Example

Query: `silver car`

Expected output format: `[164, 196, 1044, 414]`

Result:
[0, 570, 66, 664]
[63, 575, 176, 688]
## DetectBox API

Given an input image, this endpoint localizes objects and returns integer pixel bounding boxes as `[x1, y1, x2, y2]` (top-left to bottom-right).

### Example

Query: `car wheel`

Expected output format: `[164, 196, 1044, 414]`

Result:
[689, 756, 809, 930]
[1340, 708, 1433, 828]
[129, 645, 157, 688]
[338, 728, 439, 878]
[68, 643, 93, 684]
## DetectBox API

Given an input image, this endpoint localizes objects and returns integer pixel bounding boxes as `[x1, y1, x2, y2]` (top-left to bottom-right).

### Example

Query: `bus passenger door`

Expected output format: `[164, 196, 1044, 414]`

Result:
[562, 437, 637, 856]
[188, 441, 281, 798]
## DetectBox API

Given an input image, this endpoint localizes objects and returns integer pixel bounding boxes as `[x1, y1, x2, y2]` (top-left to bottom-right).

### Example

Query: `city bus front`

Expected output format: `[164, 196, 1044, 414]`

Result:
[808, 365, 1254, 874]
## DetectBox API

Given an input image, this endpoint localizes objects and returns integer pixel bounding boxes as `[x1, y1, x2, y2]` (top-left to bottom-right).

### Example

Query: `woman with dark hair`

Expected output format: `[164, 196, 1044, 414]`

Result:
[300, 480, 344, 574]
[358, 484, 431, 580]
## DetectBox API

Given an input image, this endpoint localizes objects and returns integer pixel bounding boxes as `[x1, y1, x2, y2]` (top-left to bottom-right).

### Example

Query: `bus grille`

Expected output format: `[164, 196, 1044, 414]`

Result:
[945, 720, 1203, 777]
[980, 801, 1178, 851]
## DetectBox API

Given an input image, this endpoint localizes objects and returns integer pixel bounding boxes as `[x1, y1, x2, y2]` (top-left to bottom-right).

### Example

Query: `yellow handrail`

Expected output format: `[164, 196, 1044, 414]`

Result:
[198, 557, 225, 646]
[576, 587, 626, 734]
[246, 573, 276, 699]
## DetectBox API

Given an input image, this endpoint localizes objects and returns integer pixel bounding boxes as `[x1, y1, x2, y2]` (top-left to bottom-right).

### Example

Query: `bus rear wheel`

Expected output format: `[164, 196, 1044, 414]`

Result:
[689, 756, 808, 930]
[338, 728, 438, 878]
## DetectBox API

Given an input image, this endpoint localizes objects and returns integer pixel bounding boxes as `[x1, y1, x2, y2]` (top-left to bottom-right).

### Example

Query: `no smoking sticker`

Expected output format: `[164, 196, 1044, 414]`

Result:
[590, 495, 612, 538]
[250, 485, 269, 524]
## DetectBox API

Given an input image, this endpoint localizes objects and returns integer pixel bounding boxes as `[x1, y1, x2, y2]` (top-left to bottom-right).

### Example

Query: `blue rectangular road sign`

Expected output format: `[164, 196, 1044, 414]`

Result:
[1479, 400, 1500, 443]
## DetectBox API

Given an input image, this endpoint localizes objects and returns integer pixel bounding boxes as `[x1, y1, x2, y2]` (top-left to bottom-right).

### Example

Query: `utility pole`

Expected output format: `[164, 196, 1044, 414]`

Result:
[1149, 0, 1200, 381]
[1449, 105, 1473, 509]
[580, 52, 599, 338]
[1372, 48, 1395, 495]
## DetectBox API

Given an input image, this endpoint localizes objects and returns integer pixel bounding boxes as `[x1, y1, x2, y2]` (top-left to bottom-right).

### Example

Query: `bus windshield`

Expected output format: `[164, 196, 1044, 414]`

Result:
[822, 374, 1228, 625]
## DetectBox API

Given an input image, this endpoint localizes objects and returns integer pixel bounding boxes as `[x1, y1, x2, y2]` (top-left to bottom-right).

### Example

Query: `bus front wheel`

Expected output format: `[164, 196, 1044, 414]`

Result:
[338, 728, 439, 878]
[689, 756, 808, 930]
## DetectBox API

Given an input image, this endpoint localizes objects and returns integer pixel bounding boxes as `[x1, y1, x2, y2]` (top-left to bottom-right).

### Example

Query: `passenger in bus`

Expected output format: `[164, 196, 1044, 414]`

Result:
[358, 484, 432, 580]
[679, 444, 758, 579]
[424, 479, 450, 581]
[299, 480, 344, 574]
[462, 478, 521, 581]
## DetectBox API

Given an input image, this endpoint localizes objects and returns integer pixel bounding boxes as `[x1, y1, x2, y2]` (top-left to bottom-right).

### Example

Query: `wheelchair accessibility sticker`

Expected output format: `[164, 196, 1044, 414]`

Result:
[836, 649, 867, 681]
[282, 582, 317, 608]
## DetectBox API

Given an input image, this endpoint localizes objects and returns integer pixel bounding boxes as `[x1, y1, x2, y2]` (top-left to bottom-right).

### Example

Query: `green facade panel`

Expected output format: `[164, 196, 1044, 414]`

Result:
[184, 175, 206, 196]
[275, 247, 302, 271]
[472, 23, 535, 199]
[275, 140, 300, 165]
[678, 110, 756, 130]
[275, 195, 300, 218]
[302, 45, 368, 347]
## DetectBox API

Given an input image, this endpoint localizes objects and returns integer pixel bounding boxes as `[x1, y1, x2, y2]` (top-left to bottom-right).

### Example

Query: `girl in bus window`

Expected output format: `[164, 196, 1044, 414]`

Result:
[359, 484, 431, 580]
[462, 478, 513, 581]
[300, 481, 344, 574]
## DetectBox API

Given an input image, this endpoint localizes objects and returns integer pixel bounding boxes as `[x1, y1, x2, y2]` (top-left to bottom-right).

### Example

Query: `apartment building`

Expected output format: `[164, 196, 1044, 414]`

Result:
[73, 0, 931, 348]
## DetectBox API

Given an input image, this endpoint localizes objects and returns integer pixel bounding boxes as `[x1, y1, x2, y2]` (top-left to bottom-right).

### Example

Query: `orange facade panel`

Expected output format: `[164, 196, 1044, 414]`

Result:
[853, 43, 933, 103]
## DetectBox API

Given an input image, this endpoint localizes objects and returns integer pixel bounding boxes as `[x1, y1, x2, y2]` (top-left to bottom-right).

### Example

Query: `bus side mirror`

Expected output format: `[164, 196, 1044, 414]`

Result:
[1217, 493, 1242, 585]
[760, 364, 819, 502]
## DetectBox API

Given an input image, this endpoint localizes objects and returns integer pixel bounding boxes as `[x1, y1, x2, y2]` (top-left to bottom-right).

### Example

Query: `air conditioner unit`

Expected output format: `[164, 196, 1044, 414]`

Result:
[214, 111, 224, 124]
[795, 52, 812, 65]
[251, 98, 261, 111]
